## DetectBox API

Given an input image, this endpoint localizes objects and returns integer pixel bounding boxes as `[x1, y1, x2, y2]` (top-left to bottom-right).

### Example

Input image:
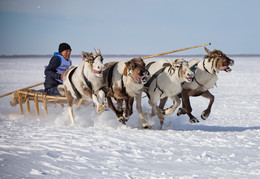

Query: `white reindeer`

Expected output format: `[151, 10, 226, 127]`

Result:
[144, 58, 194, 128]
[63, 49, 106, 126]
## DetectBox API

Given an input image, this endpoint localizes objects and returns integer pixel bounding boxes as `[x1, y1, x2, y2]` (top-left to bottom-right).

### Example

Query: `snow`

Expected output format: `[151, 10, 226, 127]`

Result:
[0, 56, 260, 178]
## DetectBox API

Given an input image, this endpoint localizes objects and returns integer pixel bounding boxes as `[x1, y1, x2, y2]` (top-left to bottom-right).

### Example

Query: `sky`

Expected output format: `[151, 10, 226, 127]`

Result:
[0, 0, 259, 56]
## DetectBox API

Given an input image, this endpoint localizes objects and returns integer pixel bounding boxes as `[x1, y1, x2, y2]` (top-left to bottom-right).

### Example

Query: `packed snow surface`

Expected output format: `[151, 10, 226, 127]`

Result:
[0, 56, 259, 178]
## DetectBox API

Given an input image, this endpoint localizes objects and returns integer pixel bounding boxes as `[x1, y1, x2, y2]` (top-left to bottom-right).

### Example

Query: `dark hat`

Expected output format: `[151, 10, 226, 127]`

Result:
[58, 43, 72, 53]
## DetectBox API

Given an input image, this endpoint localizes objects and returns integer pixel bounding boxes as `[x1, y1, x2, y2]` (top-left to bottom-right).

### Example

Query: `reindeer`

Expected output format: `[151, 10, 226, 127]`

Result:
[160, 47, 235, 123]
[63, 49, 106, 126]
[103, 57, 149, 127]
[144, 58, 194, 129]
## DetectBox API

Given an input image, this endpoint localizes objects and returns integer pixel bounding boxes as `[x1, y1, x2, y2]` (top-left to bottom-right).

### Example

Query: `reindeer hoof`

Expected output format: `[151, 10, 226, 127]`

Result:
[190, 117, 199, 123]
[142, 123, 151, 129]
[160, 120, 164, 128]
[201, 111, 209, 120]
[123, 114, 129, 122]
[177, 108, 187, 116]
[118, 117, 127, 125]
[97, 105, 107, 114]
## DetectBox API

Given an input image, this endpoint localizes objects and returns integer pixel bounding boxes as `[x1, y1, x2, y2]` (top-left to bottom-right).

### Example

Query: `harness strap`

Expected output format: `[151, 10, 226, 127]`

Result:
[194, 77, 204, 88]
[82, 65, 94, 93]
[203, 59, 211, 74]
[203, 56, 220, 74]
[191, 62, 206, 90]
[142, 62, 155, 90]
[83, 74, 93, 92]
[69, 67, 82, 99]
[144, 67, 166, 88]
[144, 66, 166, 99]
[194, 60, 218, 90]
[190, 63, 198, 73]
[155, 77, 164, 97]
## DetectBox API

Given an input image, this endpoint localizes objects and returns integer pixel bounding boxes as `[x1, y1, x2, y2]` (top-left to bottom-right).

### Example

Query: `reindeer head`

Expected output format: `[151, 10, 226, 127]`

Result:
[81, 49, 105, 77]
[204, 47, 234, 73]
[164, 58, 194, 83]
[125, 57, 149, 84]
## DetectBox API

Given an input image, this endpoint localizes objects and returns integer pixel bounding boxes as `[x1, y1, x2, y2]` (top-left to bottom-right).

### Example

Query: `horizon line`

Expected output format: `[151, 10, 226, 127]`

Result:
[1, 53, 260, 58]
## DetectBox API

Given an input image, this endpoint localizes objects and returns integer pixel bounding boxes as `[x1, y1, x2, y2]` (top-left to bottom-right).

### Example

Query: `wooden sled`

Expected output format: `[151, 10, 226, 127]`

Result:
[9, 89, 103, 117]
[10, 89, 69, 116]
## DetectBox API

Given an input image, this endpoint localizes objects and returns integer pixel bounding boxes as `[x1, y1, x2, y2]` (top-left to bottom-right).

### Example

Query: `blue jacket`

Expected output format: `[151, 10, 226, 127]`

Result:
[44, 52, 71, 90]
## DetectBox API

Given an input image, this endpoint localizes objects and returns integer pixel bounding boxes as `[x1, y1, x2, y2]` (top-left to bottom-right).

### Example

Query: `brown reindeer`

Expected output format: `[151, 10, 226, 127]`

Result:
[103, 58, 149, 126]
[160, 47, 234, 123]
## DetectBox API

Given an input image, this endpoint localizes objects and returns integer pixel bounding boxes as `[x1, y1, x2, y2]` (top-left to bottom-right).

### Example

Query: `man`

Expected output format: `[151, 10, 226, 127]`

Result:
[44, 43, 72, 95]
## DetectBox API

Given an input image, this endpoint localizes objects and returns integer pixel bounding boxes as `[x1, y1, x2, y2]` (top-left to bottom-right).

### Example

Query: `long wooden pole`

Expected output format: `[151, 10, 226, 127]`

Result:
[0, 82, 44, 98]
[142, 43, 211, 59]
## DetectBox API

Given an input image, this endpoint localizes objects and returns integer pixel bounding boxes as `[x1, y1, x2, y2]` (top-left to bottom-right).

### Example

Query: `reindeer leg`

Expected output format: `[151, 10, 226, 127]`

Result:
[159, 97, 168, 109]
[148, 98, 158, 118]
[66, 91, 75, 126]
[92, 94, 100, 113]
[127, 96, 134, 117]
[107, 97, 124, 124]
[156, 95, 180, 129]
[178, 90, 199, 123]
[76, 99, 84, 108]
[123, 98, 129, 122]
[119, 96, 134, 124]
[117, 99, 123, 112]
[177, 91, 188, 116]
[95, 90, 107, 114]
[162, 96, 180, 116]
[148, 97, 165, 129]
[201, 90, 215, 120]
[158, 97, 168, 121]
[156, 104, 164, 129]
[113, 87, 130, 124]
[98, 89, 106, 104]
[136, 93, 151, 129]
